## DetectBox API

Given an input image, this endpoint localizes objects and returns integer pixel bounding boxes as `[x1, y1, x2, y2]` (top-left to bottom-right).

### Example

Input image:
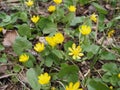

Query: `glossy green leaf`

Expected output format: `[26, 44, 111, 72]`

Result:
[70, 16, 85, 26]
[78, 0, 89, 5]
[100, 51, 116, 60]
[58, 64, 79, 82]
[44, 56, 53, 67]
[0, 44, 5, 51]
[0, 54, 7, 63]
[87, 79, 110, 90]
[13, 36, 32, 55]
[92, 2, 108, 14]
[52, 49, 63, 59]
[64, 41, 73, 51]
[102, 63, 117, 72]
[19, 12, 28, 22]
[13, 65, 21, 73]
[3, 15, 11, 22]
[24, 53, 36, 68]
[17, 24, 31, 38]
[38, 17, 57, 34]
[26, 68, 41, 90]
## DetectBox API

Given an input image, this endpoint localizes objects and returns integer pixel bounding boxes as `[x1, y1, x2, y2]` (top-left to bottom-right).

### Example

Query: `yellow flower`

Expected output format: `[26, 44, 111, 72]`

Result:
[68, 43, 84, 60]
[25, 0, 34, 7]
[66, 81, 83, 90]
[34, 43, 45, 52]
[45, 36, 57, 48]
[90, 13, 97, 23]
[68, 5, 76, 12]
[54, 32, 64, 44]
[53, 0, 62, 4]
[107, 30, 115, 38]
[79, 25, 91, 35]
[118, 73, 120, 78]
[109, 86, 113, 89]
[0, 27, 3, 32]
[19, 54, 29, 63]
[48, 5, 56, 12]
[31, 15, 40, 23]
[38, 72, 51, 85]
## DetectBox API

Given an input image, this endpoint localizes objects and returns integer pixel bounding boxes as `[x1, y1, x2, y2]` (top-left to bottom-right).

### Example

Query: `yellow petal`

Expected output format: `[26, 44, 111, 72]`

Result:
[73, 81, 80, 89]
[73, 55, 76, 59]
[79, 53, 84, 56]
[72, 43, 76, 50]
[68, 47, 73, 52]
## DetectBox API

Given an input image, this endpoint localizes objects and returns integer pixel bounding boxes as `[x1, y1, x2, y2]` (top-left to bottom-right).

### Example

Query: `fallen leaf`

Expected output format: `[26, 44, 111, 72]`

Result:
[2, 30, 18, 47]
[0, 85, 8, 90]
[38, 37, 47, 44]
[0, 65, 7, 74]
[97, 37, 114, 46]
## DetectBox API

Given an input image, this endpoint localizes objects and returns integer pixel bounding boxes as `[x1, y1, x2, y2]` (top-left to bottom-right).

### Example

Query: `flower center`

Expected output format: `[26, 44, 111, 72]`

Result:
[73, 50, 79, 56]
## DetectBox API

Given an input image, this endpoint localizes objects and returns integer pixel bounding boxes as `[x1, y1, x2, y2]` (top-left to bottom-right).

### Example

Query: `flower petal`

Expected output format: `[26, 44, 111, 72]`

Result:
[73, 81, 80, 89]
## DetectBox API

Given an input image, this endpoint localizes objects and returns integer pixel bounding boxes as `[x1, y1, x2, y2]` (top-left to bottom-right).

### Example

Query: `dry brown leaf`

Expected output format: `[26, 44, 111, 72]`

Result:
[97, 37, 114, 46]
[38, 37, 47, 44]
[0, 85, 8, 90]
[2, 30, 18, 47]
[0, 65, 7, 74]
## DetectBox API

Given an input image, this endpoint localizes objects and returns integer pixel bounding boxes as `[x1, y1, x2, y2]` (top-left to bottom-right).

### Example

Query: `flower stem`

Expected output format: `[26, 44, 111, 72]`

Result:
[90, 35, 106, 70]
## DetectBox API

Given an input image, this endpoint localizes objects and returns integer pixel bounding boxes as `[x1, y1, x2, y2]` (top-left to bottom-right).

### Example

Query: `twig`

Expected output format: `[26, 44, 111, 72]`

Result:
[84, 69, 90, 77]
[79, 70, 84, 80]
[0, 74, 16, 79]
[56, 81, 66, 89]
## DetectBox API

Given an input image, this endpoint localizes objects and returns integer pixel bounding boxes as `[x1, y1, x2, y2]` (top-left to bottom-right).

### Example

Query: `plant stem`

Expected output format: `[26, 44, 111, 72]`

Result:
[79, 33, 81, 45]
[90, 35, 106, 70]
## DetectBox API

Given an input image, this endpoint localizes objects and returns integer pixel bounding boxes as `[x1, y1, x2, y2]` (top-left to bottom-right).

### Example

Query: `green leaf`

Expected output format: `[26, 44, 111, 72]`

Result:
[113, 15, 120, 20]
[0, 54, 7, 63]
[24, 53, 36, 68]
[13, 36, 32, 55]
[17, 24, 31, 38]
[92, 2, 108, 14]
[64, 0, 74, 6]
[0, 12, 6, 19]
[117, 88, 120, 90]
[55, 8, 65, 21]
[87, 52, 94, 59]
[83, 44, 99, 54]
[0, 44, 5, 51]
[26, 68, 41, 90]
[64, 41, 73, 51]
[98, 14, 106, 31]
[0, 13, 18, 26]
[43, 22, 57, 34]
[52, 49, 63, 59]
[87, 79, 110, 90]
[102, 72, 111, 82]
[70, 16, 85, 26]
[13, 65, 21, 73]
[100, 51, 116, 60]
[58, 64, 79, 82]
[102, 63, 117, 72]
[38, 17, 57, 34]
[110, 74, 119, 86]
[3, 15, 11, 22]
[78, 0, 89, 5]
[44, 56, 53, 67]
[19, 12, 28, 22]
[63, 13, 74, 24]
